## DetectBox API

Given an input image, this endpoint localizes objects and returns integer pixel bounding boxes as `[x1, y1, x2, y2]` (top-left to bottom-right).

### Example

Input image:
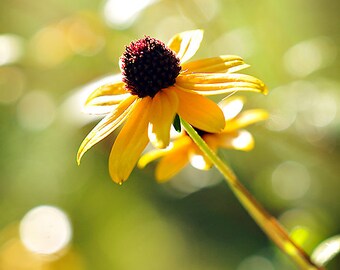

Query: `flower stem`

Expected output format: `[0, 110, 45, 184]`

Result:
[181, 119, 323, 270]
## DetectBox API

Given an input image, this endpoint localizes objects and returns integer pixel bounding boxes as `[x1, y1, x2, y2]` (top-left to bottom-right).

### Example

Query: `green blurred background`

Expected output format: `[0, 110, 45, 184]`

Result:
[0, 0, 339, 269]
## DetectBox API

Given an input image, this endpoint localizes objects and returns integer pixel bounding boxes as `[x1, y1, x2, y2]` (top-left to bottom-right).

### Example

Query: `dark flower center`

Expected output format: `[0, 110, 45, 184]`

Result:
[120, 36, 181, 98]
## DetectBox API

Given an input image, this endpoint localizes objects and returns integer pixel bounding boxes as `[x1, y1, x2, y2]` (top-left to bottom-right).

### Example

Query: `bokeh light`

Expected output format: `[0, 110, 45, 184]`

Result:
[211, 28, 255, 58]
[237, 255, 275, 270]
[271, 161, 311, 200]
[312, 235, 340, 267]
[19, 205, 72, 255]
[16, 90, 56, 131]
[103, 0, 158, 29]
[283, 37, 337, 78]
[0, 67, 25, 104]
[30, 25, 71, 68]
[167, 166, 221, 195]
[266, 79, 339, 143]
[0, 34, 24, 66]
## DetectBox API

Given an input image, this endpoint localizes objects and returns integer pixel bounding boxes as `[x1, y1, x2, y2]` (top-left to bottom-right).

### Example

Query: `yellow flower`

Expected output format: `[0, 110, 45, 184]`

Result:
[77, 30, 267, 184]
[138, 97, 268, 182]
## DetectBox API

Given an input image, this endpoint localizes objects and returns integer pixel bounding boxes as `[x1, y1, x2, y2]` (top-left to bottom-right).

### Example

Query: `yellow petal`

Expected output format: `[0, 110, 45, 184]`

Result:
[224, 109, 269, 132]
[181, 55, 249, 73]
[85, 80, 129, 106]
[188, 147, 212, 170]
[213, 130, 255, 151]
[202, 134, 219, 151]
[155, 138, 192, 182]
[83, 104, 119, 115]
[218, 96, 245, 121]
[174, 88, 225, 133]
[138, 136, 191, 169]
[109, 97, 152, 184]
[177, 73, 264, 84]
[176, 73, 268, 95]
[148, 89, 179, 149]
[85, 93, 131, 108]
[138, 148, 170, 169]
[167, 29, 203, 63]
[77, 95, 137, 164]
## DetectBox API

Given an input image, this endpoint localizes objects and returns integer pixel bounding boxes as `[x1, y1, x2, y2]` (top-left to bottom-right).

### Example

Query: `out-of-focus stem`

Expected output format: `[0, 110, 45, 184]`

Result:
[181, 119, 323, 270]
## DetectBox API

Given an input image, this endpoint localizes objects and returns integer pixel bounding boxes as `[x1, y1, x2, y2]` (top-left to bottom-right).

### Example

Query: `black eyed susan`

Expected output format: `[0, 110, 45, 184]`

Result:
[77, 30, 267, 184]
[138, 97, 268, 182]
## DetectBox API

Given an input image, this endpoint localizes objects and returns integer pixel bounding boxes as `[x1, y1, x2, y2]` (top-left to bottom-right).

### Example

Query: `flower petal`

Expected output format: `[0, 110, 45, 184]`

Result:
[188, 147, 212, 170]
[176, 73, 268, 95]
[167, 29, 204, 63]
[83, 104, 119, 115]
[224, 109, 269, 132]
[148, 89, 179, 149]
[210, 130, 255, 151]
[77, 95, 137, 164]
[181, 55, 249, 73]
[218, 96, 245, 121]
[155, 138, 192, 182]
[85, 79, 129, 106]
[202, 134, 219, 151]
[85, 93, 131, 108]
[177, 73, 264, 84]
[138, 135, 191, 169]
[174, 88, 225, 133]
[137, 148, 170, 169]
[109, 97, 152, 184]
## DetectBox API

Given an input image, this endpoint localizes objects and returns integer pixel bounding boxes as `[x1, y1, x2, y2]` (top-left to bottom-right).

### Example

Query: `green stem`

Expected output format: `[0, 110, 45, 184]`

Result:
[181, 119, 323, 270]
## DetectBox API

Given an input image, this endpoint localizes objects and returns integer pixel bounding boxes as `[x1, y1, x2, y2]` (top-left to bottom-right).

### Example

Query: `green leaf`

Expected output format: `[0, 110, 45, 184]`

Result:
[173, 114, 181, 133]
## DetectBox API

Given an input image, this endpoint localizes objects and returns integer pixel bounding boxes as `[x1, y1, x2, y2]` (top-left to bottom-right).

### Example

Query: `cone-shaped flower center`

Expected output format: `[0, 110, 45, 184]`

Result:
[121, 36, 181, 98]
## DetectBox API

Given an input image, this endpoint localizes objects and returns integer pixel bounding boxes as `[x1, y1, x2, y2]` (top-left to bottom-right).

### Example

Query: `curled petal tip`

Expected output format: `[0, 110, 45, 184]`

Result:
[262, 85, 269, 95]
[76, 151, 82, 166]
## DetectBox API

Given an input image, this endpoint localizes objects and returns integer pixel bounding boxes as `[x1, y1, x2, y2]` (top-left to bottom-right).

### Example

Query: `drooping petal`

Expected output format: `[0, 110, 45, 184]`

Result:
[83, 104, 119, 115]
[77, 95, 137, 164]
[138, 148, 171, 169]
[176, 73, 268, 95]
[167, 29, 204, 63]
[109, 97, 152, 184]
[211, 130, 255, 151]
[85, 79, 129, 106]
[174, 88, 225, 133]
[224, 109, 269, 132]
[218, 96, 245, 121]
[148, 89, 179, 149]
[85, 93, 131, 108]
[181, 55, 249, 73]
[138, 136, 191, 169]
[155, 138, 192, 182]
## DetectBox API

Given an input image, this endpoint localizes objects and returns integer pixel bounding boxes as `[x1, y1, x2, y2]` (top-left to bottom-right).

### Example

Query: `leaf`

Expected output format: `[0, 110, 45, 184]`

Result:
[172, 114, 181, 133]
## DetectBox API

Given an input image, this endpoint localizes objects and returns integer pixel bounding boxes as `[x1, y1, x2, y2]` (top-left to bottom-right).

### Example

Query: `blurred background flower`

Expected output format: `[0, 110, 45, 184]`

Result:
[0, 0, 339, 269]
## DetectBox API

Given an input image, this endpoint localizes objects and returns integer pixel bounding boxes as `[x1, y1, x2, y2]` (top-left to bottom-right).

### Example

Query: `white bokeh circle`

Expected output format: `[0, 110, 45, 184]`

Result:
[19, 205, 72, 255]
